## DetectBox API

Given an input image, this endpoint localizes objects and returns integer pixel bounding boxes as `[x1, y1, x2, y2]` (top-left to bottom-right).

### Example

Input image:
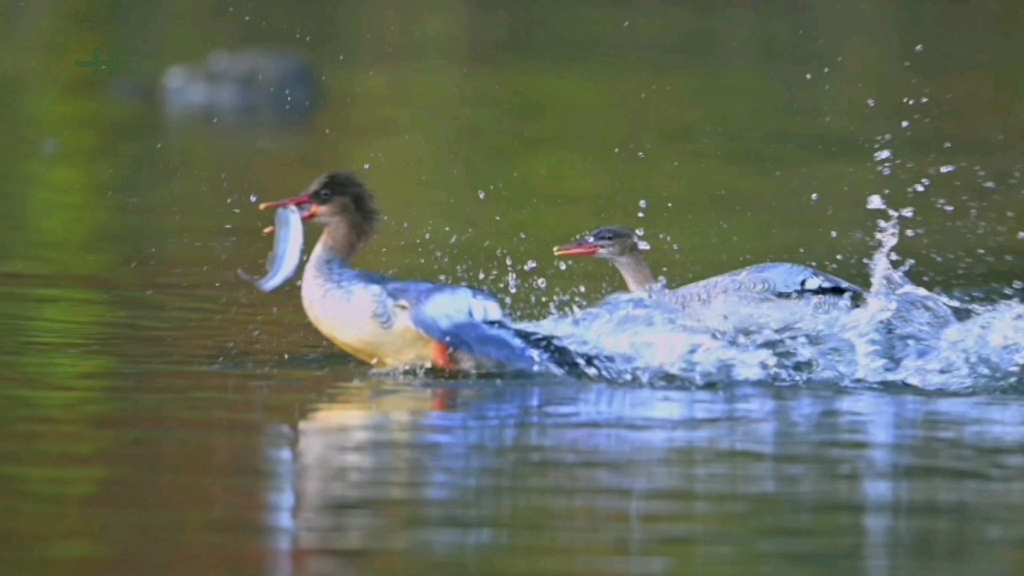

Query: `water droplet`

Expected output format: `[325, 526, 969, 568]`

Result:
[806, 73, 813, 80]
[1017, 232, 1024, 240]
[635, 228, 645, 236]
[867, 98, 876, 107]
[523, 260, 537, 271]
[637, 240, 651, 251]
[637, 212, 645, 218]
[536, 278, 547, 289]
[943, 142, 952, 148]
[478, 190, 486, 200]
[250, 194, 258, 203]
[911, 183, 926, 192]
[557, 261, 567, 270]
[901, 120, 910, 128]
[983, 181, 996, 189]
[915, 44, 924, 53]
[363, 163, 370, 170]
[637, 152, 645, 158]
[830, 231, 837, 238]
[638, 199, 647, 208]
[1013, 280, 1023, 289]
[866, 195, 886, 210]
[940, 165, 956, 174]
[873, 149, 893, 162]
[811, 193, 819, 201]
[944, 205, 955, 212]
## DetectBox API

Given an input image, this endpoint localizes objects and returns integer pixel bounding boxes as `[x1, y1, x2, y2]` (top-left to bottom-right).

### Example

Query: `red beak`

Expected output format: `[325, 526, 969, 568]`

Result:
[259, 192, 313, 214]
[258, 193, 317, 234]
[553, 239, 600, 257]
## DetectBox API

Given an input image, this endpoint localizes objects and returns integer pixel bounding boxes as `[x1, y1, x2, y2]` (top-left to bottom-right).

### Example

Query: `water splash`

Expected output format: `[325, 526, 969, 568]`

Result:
[518, 197, 1024, 391]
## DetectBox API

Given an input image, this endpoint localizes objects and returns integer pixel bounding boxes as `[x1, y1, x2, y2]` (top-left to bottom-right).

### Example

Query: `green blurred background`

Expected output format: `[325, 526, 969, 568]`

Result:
[2, 0, 1022, 308]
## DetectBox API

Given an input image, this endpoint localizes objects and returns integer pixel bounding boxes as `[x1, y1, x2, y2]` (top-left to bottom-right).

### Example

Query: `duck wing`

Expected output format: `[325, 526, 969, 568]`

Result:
[665, 262, 864, 306]
[387, 282, 592, 374]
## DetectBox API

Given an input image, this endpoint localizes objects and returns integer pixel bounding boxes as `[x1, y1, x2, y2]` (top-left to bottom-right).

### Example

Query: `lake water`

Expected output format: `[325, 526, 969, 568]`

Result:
[3, 0, 1024, 574]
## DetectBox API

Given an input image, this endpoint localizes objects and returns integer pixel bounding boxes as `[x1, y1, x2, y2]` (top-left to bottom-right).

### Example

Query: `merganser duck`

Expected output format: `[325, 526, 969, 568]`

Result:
[553, 226, 865, 308]
[257, 171, 593, 374]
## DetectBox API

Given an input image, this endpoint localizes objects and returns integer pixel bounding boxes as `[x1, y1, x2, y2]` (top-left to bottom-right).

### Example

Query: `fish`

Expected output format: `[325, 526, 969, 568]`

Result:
[238, 205, 305, 293]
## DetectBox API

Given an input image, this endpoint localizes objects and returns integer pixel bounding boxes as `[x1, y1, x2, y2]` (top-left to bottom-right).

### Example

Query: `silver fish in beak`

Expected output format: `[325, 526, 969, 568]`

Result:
[238, 205, 305, 293]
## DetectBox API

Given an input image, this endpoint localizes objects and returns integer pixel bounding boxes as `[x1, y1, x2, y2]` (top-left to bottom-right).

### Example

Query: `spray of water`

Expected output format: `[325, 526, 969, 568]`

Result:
[517, 195, 1024, 391]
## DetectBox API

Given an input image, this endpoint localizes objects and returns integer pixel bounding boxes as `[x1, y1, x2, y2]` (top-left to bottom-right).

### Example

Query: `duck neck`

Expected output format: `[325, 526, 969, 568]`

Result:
[610, 253, 656, 292]
[310, 219, 370, 268]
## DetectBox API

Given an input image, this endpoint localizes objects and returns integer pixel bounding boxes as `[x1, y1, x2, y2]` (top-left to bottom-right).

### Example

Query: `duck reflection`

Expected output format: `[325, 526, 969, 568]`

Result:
[265, 383, 1024, 576]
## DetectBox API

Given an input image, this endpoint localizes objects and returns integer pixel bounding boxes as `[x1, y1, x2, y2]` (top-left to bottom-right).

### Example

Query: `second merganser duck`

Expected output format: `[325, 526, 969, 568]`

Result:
[257, 171, 593, 374]
[554, 226, 865, 309]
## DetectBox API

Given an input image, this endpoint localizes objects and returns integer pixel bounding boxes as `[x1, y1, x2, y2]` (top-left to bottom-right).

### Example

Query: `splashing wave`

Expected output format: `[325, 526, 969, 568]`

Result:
[519, 198, 1024, 391]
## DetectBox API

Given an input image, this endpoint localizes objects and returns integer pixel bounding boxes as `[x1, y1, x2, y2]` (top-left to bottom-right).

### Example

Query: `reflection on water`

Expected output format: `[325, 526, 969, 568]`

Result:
[2, 279, 1024, 576]
[279, 382, 1024, 576]
[0, 281, 117, 566]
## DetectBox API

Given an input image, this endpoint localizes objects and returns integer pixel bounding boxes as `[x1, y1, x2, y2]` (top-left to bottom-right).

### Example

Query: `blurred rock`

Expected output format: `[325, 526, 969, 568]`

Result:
[160, 48, 321, 127]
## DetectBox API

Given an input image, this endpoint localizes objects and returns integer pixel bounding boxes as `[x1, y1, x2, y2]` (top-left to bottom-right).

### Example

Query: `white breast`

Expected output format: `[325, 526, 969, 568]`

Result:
[300, 261, 436, 368]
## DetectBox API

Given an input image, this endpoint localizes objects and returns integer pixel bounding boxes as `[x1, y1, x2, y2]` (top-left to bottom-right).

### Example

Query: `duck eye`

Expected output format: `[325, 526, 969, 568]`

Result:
[315, 188, 333, 203]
